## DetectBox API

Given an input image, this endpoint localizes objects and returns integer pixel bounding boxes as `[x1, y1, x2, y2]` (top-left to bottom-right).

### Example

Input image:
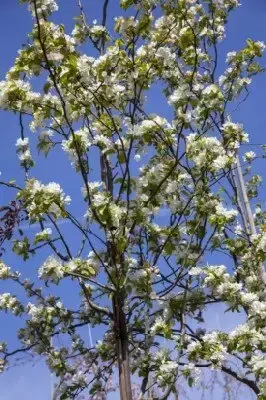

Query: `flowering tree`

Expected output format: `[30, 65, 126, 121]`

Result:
[0, 0, 266, 399]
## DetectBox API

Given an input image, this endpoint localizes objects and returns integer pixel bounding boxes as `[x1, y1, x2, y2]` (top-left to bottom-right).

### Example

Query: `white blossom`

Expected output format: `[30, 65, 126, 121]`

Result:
[243, 151, 256, 162]
[0, 262, 13, 280]
[27, 0, 58, 17]
[38, 256, 64, 283]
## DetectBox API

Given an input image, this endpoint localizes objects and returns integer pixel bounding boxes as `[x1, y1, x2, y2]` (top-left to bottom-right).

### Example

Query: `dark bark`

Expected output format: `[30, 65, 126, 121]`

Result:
[113, 294, 133, 400]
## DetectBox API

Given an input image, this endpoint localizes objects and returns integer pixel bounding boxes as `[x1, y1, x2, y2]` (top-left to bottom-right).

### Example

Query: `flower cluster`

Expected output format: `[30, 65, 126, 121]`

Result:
[0, 293, 24, 316]
[62, 127, 91, 168]
[15, 137, 34, 169]
[23, 0, 58, 17]
[0, 262, 15, 280]
[243, 151, 256, 162]
[38, 254, 98, 284]
[34, 228, 52, 244]
[17, 179, 71, 221]
[221, 120, 249, 151]
[0, 79, 32, 110]
[187, 332, 227, 368]
[38, 256, 63, 283]
[153, 349, 177, 387]
[186, 134, 232, 171]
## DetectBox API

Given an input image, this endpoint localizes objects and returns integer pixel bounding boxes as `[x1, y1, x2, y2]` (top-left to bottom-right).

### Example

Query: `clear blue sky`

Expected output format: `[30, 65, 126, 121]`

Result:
[0, 1, 266, 399]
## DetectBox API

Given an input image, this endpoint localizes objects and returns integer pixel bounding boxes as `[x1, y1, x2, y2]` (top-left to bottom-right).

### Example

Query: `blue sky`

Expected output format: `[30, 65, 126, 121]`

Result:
[0, 0, 266, 399]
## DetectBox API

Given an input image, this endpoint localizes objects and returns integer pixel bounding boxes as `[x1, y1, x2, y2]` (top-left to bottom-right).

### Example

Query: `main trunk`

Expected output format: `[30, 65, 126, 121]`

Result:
[100, 152, 132, 398]
[113, 294, 132, 400]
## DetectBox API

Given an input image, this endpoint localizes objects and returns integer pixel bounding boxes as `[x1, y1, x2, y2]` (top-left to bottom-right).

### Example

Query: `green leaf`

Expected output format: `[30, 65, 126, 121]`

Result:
[188, 377, 194, 387]
[43, 82, 51, 94]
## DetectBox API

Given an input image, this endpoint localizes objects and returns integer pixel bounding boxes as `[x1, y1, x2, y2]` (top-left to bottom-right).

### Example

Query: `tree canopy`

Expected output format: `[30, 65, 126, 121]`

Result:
[0, 0, 266, 399]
